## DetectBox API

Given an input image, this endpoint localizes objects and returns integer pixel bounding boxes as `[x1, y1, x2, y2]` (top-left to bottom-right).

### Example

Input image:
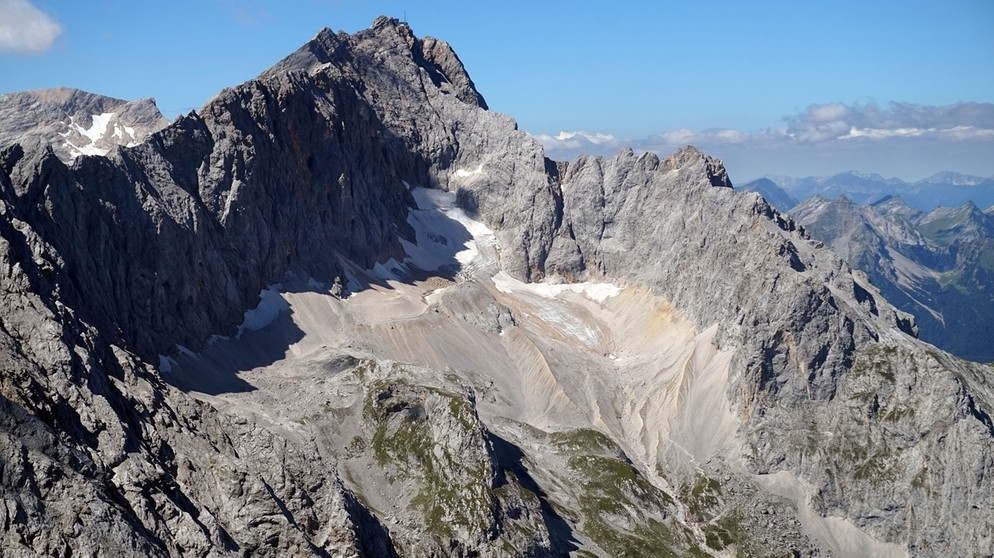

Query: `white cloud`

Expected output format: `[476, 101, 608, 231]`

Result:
[530, 102, 994, 182]
[785, 101, 994, 142]
[532, 131, 626, 155]
[840, 127, 928, 140]
[532, 131, 620, 145]
[0, 0, 62, 54]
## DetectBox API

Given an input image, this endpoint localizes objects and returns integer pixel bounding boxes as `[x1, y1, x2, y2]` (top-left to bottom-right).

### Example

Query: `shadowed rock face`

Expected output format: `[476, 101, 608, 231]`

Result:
[1, 16, 993, 557]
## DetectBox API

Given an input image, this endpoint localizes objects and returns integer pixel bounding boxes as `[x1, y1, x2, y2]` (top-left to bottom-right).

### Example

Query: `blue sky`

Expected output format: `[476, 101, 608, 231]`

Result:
[1, 0, 992, 182]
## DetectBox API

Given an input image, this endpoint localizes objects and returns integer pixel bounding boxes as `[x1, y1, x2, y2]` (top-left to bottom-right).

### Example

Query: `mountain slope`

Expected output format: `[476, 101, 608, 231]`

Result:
[737, 177, 800, 211]
[0, 16, 992, 557]
[793, 195, 994, 362]
[0, 87, 169, 162]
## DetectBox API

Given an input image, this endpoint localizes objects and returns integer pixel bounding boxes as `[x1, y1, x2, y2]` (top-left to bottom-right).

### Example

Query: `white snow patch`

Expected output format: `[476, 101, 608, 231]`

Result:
[237, 284, 289, 337]
[370, 258, 416, 282]
[60, 113, 115, 157]
[489, 271, 621, 348]
[79, 113, 114, 142]
[453, 165, 483, 178]
[403, 187, 497, 272]
[535, 302, 604, 348]
[114, 124, 136, 143]
[492, 271, 621, 303]
[60, 112, 143, 158]
[158, 354, 176, 373]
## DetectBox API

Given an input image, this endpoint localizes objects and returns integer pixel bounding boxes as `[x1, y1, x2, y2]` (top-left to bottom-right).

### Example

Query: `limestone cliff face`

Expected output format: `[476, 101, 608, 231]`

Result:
[0, 16, 992, 557]
[0, 18, 574, 556]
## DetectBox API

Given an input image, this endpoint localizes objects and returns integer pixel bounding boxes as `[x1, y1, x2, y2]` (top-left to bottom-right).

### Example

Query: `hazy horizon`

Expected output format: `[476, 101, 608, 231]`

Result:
[1, 0, 992, 181]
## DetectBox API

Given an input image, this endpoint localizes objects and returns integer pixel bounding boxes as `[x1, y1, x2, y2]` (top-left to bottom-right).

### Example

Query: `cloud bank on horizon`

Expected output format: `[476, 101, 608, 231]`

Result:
[0, 0, 61, 54]
[534, 101, 994, 183]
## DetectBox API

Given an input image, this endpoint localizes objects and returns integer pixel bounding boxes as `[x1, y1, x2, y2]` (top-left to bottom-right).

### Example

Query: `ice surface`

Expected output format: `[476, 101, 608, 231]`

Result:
[369, 258, 409, 282]
[236, 284, 289, 337]
[453, 165, 483, 178]
[402, 187, 497, 273]
[158, 354, 176, 373]
[492, 271, 621, 303]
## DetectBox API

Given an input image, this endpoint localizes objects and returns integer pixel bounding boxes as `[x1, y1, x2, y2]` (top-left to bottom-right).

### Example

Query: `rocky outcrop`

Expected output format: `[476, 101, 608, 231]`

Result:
[0, 194, 377, 556]
[793, 194, 994, 362]
[1, 15, 992, 557]
[512, 147, 914, 411]
[0, 87, 168, 162]
[0, 17, 570, 556]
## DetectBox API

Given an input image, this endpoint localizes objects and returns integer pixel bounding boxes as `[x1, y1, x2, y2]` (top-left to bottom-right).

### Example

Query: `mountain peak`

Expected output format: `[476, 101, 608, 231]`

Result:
[0, 87, 168, 163]
[738, 177, 799, 211]
[761, 170, 994, 211]
[371, 15, 406, 30]
[917, 170, 990, 186]
[266, 16, 488, 110]
[661, 145, 732, 187]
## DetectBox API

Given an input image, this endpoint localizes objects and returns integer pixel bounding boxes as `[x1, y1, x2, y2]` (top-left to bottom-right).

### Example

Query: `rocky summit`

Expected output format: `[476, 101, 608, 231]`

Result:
[0, 16, 992, 557]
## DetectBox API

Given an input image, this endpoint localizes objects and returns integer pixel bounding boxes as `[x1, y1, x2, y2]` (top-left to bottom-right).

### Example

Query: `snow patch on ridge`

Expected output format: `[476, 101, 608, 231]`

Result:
[81, 113, 114, 143]
[60, 112, 144, 158]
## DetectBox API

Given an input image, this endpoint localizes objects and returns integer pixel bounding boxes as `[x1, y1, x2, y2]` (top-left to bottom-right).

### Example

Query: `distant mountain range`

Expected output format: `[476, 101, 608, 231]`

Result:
[744, 172, 994, 362]
[742, 171, 994, 213]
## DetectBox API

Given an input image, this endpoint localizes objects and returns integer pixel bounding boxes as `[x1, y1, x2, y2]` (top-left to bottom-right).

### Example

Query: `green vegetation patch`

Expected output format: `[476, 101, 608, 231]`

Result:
[551, 428, 620, 455]
[849, 345, 898, 382]
[581, 514, 698, 558]
[852, 449, 897, 483]
[364, 379, 495, 539]
[350, 358, 376, 381]
[883, 404, 915, 422]
[552, 429, 701, 556]
[702, 513, 747, 551]
[680, 473, 722, 521]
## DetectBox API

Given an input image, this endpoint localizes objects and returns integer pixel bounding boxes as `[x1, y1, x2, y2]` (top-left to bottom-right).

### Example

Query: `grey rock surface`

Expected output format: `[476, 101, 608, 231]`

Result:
[0, 15, 992, 558]
[0, 87, 168, 162]
[0, 196, 374, 556]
